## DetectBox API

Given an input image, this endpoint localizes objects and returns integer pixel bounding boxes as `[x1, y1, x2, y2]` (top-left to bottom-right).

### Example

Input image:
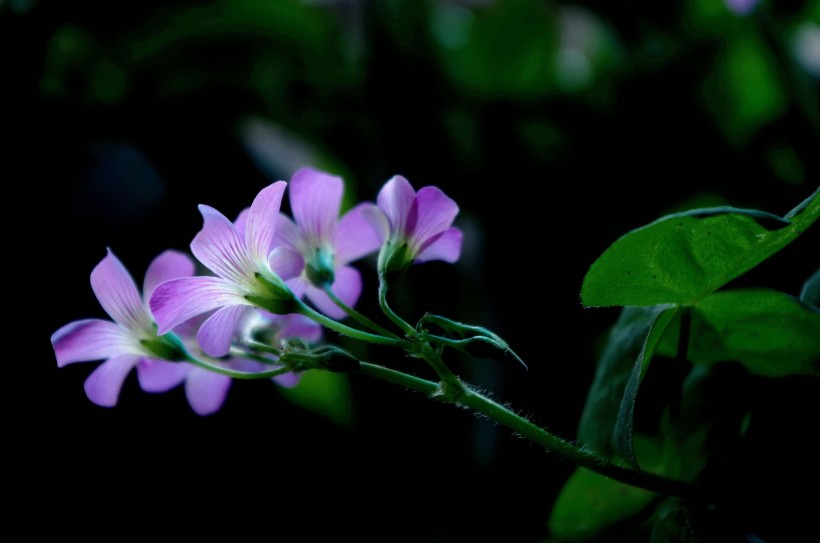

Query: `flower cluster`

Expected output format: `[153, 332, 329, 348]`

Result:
[52, 168, 462, 414]
[49, 168, 820, 541]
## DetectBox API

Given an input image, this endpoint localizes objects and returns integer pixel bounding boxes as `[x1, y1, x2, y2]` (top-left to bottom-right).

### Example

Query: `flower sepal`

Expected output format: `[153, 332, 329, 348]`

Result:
[305, 248, 336, 288]
[378, 240, 414, 280]
[419, 314, 527, 369]
[250, 274, 300, 314]
[140, 331, 189, 362]
[279, 345, 361, 373]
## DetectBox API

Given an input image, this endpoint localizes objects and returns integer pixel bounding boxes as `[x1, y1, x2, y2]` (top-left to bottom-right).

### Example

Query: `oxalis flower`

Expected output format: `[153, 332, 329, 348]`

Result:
[138, 311, 321, 415]
[272, 167, 381, 318]
[51, 249, 191, 407]
[150, 181, 304, 357]
[362, 175, 463, 277]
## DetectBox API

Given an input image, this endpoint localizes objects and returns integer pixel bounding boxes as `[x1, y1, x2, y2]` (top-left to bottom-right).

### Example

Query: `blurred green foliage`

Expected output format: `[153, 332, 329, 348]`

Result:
[277, 370, 353, 426]
[29, 0, 820, 187]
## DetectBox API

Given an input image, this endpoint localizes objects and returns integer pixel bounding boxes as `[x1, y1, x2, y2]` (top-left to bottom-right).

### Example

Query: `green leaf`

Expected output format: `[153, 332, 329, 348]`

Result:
[801, 268, 820, 309]
[277, 370, 353, 426]
[613, 307, 679, 469]
[577, 305, 671, 455]
[656, 365, 722, 483]
[549, 469, 655, 540]
[658, 289, 820, 377]
[548, 435, 664, 541]
[582, 189, 820, 308]
[649, 499, 700, 543]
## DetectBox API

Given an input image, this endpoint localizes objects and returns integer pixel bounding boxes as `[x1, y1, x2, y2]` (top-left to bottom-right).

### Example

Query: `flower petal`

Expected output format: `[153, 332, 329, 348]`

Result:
[233, 207, 251, 240]
[191, 205, 254, 286]
[185, 368, 232, 416]
[197, 305, 247, 357]
[273, 372, 300, 388]
[360, 204, 389, 243]
[269, 247, 304, 281]
[334, 203, 383, 265]
[416, 227, 463, 263]
[245, 181, 287, 265]
[143, 250, 196, 301]
[290, 167, 343, 243]
[150, 276, 248, 334]
[225, 358, 265, 373]
[305, 265, 362, 319]
[273, 313, 322, 342]
[52, 319, 142, 367]
[91, 249, 152, 331]
[83, 355, 140, 407]
[407, 186, 459, 248]
[272, 213, 302, 252]
[286, 276, 307, 298]
[137, 358, 191, 392]
[376, 175, 416, 233]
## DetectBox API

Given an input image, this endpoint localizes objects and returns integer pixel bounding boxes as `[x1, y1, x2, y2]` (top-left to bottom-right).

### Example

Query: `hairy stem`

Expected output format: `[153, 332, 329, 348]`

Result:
[357, 361, 703, 501]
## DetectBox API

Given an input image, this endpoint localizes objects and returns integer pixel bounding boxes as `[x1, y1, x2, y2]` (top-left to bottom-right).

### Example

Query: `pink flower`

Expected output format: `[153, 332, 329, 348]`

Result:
[271, 167, 382, 318]
[363, 175, 463, 277]
[137, 312, 321, 415]
[150, 182, 304, 357]
[51, 250, 193, 407]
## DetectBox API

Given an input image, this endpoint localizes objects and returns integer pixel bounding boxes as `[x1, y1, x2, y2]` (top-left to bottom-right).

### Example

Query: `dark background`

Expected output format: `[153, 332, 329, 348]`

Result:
[7, 0, 819, 540]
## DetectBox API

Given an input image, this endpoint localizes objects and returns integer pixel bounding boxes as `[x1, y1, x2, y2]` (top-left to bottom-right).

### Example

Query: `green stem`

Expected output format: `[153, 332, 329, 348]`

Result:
[378, 276, 417, 337]
[458, 390, 700, 500]
[296, 299, 403, 347]
[184, 354, 292, 379]
[675, 308, 692, 363]
[242, 340, 281, 356]
[322, 284, 403, 341]
[229, 346, 280, 364]
[670, 308, 694, 418]
[423, 333, 465, 349]
[419, 343, 467, 401]
[356, 362, 702, 501]
[358, 361, 439, 394]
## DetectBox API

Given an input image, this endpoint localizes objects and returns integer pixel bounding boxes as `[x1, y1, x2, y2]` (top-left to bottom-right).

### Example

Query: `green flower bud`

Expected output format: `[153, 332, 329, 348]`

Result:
[378, 240, 414, 279]
[305, 248, 335, 288]
[141, 332, 188, 361]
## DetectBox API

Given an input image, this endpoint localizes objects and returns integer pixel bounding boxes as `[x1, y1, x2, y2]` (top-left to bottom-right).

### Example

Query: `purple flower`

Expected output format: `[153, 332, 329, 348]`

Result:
[51, 249, 194, 407]
[150, 181, 305, 358]
[239, 310, 323, 388]
[137, 311, 321, 415]
[271, 167, 382, 318]
[362, 175, 463, 276]
[136, 358, 255, 415]
[725, 0, 759, 16]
